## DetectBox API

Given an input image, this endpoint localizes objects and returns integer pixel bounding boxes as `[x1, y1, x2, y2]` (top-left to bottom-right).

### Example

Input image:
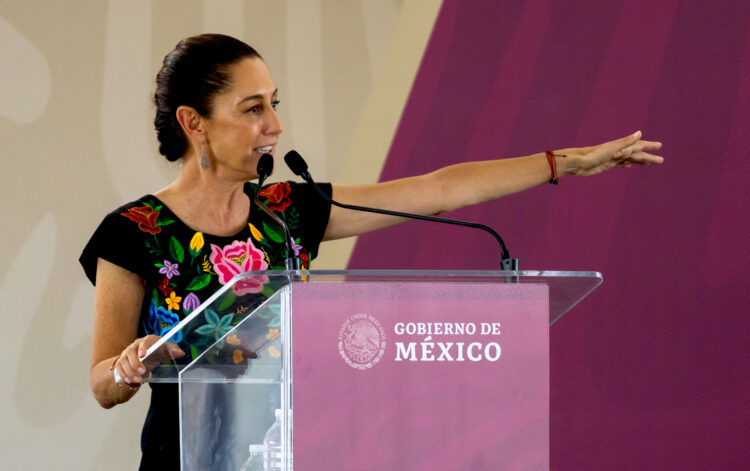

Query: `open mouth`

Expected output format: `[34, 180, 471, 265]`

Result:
[255, 145, 273, 154]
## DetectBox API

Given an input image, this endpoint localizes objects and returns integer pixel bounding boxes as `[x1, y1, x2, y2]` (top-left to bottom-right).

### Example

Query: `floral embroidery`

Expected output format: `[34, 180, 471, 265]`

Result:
[157, 278, 172, 296]
[189, 232, 204, 254]
[165, 292, 182, 311]
[100, 182, 326, 363]
[268, 346, 281, 359]
[194, 310, 234, 340]
[259, 182, 292, 212]
[234, 275, 270, 296]
[145, 300, 182, 342]
[201, 255, 213, 273]
[121, 206, 162, 234]
[290, 238, 302, 256]
[159, 259, 180, 279]
[210, 238, 268, 295]
[183, 292, 200, 313]
[249, 223, 263, 241]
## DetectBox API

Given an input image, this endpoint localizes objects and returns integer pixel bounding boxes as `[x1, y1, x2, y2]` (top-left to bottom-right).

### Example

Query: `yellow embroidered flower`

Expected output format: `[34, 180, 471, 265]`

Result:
[190, 231, 204, 253]
[227, 334, 241, 346]
[268, 346, 281, 358]
[233, 349, 244, 364]
[165, 292, 182, 311]
[248, 223, 263, 242]
[266, 328, 279, 340]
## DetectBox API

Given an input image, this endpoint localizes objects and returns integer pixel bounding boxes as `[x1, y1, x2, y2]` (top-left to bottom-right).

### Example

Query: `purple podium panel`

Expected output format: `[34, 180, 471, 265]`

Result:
[292, 281, 550, 471]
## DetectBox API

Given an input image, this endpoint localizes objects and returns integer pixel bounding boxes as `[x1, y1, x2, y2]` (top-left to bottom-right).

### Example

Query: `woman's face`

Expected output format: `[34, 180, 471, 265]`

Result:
[202, 57, 283, 179]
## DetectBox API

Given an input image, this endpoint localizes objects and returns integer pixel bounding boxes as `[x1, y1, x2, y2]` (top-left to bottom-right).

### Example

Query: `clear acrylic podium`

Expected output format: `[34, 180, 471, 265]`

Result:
[142, 270, 601, 470]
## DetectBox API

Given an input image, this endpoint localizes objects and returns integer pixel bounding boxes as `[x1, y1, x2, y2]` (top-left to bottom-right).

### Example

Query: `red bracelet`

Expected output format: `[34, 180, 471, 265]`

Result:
[109, 354, 121, 371]
[545, 150, 559, 185]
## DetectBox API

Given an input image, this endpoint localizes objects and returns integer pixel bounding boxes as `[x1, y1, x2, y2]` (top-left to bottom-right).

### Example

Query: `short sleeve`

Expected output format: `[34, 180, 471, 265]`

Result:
[79, 204, 152, 285]
[287, 181, 332, 261]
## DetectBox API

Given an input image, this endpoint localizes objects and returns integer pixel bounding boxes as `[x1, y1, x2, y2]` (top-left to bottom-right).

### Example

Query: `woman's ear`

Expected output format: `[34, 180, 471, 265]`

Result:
[175, 105, 204, 139]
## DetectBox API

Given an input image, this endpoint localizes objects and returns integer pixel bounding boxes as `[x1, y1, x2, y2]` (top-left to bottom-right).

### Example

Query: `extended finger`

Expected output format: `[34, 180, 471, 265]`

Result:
[611, 130, 642, 152]
[167, 342, 186, 358]
[123, 344, 146, 382]
[627, 140, 663, 154]
[152, 342, 186, 363]
[116, 350, 138, 384]
[137, 335, 162, 358]
[624, 151, 664, 164]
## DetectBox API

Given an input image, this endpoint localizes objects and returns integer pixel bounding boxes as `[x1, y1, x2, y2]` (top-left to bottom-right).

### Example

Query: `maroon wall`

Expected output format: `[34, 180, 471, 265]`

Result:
[350, 1, 750, 468]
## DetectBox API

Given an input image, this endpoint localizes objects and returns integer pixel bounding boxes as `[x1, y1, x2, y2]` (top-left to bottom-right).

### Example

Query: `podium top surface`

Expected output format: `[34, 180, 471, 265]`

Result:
[140, 270, 601, 383]
[287, 270, 602, 324]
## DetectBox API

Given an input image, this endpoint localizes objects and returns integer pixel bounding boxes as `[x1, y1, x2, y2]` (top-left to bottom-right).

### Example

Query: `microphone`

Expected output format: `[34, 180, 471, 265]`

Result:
[284, 150, 519, 270]
[256, 152, 274, 188]
[254, 153, 300, 270]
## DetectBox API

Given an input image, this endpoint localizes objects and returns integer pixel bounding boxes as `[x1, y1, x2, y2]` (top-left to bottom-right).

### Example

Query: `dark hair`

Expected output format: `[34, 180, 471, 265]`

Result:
[154, 34, 262, 161]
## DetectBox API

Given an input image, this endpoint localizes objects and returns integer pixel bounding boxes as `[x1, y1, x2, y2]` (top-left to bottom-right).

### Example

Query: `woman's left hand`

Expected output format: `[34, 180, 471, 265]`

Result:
[561, 131, 663, 177]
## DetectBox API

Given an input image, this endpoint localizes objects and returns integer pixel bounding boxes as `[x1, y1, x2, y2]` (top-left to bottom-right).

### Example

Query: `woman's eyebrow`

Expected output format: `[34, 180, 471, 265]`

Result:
[238, 88, 279, 105]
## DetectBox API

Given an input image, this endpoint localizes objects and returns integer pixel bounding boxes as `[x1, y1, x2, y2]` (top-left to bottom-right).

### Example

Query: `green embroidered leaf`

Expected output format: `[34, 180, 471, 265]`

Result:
[257, 235, 272, 249]
[190, 344, 199, 359]
[143, 201, 152, 208]
[261, 285, 276, 298]
[154, 262, 164, 268]
[195, 324, 216, 335]
[287, 207, 300, 230]
[263, 221, 285, 243]
[154, 205, 163, 211]
[186, 274, 211, 291]
[157, 219, 176, 227]
[217, 291, 236, 311]
[169, 237, 185, 263]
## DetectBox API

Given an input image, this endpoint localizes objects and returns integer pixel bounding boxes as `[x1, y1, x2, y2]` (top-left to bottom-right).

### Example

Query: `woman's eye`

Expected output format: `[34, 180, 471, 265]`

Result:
[272, 100, 280, 110]
[247, 105, 260, 114]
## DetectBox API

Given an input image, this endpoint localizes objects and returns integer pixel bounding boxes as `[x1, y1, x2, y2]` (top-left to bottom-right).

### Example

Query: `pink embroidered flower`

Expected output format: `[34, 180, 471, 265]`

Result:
[209, 238, 268, 295]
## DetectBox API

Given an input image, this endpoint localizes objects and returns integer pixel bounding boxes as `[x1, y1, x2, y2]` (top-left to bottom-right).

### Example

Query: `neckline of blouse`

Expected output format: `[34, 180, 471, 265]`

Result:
[144, 182, 259, 240]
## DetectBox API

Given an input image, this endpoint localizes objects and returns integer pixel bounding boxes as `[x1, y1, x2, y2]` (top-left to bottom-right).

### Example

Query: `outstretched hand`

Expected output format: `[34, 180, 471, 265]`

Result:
[562, 131, 663, 177]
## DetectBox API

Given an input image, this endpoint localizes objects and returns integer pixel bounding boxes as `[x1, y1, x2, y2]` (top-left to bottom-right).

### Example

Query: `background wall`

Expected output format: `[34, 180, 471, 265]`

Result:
[0, 1, 440, 468]
[352, 0, 750, 469]
[1, 0, 748, 469]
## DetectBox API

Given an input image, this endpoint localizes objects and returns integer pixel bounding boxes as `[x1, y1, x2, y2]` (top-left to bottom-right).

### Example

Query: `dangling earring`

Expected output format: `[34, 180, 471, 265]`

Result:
[200, 140, 210, 170]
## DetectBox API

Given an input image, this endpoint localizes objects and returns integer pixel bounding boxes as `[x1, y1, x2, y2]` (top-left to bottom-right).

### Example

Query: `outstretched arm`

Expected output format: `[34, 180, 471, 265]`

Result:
[323, 131, 662, 240]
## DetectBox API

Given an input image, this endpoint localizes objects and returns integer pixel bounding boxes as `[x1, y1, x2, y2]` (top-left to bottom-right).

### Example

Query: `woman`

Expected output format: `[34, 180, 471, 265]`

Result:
[80, 34, 661, 468]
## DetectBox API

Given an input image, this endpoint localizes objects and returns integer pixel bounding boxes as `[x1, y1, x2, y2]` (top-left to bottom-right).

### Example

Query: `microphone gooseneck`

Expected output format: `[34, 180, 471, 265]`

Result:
[254, 153, 300, 270]
[284, 150, 519, 270]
